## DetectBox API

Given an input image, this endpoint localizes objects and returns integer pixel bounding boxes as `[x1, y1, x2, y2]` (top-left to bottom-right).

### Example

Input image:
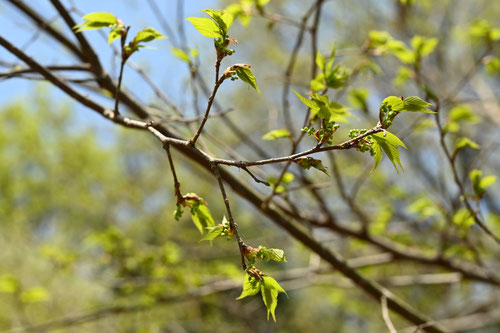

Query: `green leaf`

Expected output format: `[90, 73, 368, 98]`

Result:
[326, 44, 336, 71]
[480, 176, 497, 189]
[371, 140, 383, 172]
[74, 12, 117, 32]
[382, 96, 404, 112]
[262, 129, 290, 140]
[190, 202, 215, 234]
[236, 66, 260, 94]
[294, 157, 329, 175]
[449, 105, 478, 123]
[387, 40, 415, 64]
[325, 64, 351, 89]
[470, 169, 496, 198]
[20, 287, 50, 303]
[201, 9, 234, 34]
[455, 137, 480, 151]
[394, 66, 412, 86]
[0, 274, 20, 293]
[186, 17, 221, 38]
[310, 74, 326, 91]
[200, 225, 224, 245]
[108, 25, 123, 45]
[258, 247, 287, 262]
[372, 131, 407, 173]
[261, 276, 287, 322]
[408, 198, 440, 218]
[411, 36, 438, 57]
[452, 208, 474, 232]
[171, 48, 190, 63]
[237, 273, 261, 300]
[402, 96, 434, 113]
[294, 90, 317, 109]
[134, 27, 165, 44]
[485, 57, 500, 76]
[315, 51, 325, 71]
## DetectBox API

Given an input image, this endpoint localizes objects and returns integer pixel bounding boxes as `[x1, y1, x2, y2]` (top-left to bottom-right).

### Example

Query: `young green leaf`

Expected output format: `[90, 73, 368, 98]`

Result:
[20, 287, 50, 303]
[236, 66, 260, 94]
[402, 96, 434, 113]
[455, 137, 480, 150]
[294, 90, 317, 109]
[258, 246, 287, 262]
[371, 140, 383, 172]
[237, 273, 261, 300]
[171, 48, 190, 63]
[262, 129, 290, 140]
[470, 169, 496, 198]
[261, 276, 287, 322]
[315, 51, 325, 72]
[200, 225, 224, 245]
[190, 202, 215, 234]
[202, 9, 234, 34]
[411, 36, 438, 58]
[73, 12, 117, 32]
[371, 131, 407, 173]
[381, 96, 404, 112]
[108, 25, 124, 45]
[0, 274, 20, 293]
[294, 157, 329, 175]
[134, 27, 165, 43]
[186, 17, 221, 38]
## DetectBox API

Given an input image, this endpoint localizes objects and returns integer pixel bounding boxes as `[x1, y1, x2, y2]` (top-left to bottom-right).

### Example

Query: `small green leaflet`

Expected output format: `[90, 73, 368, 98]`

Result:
[186, 17, 221, 38]
[200, 225, 224, 245]
[20, 287, 50, 304]
[236, 274, 287, 322]
[411, 36, 438, 58]
[202, 9, 234, 33]
[315, 51, 325, 71]
[189, 202, 215, 234]
[455, 137, 480, 150]
[236, 66, 260, 94]
[294, 157, 329, 175]
[0, 274, 20, 293]
[371, 131, 407, 173]
[382, 96, 404, 112]
[293, 90, 317, 109]
[261, 276, 287, 322]
[262, 129, 290, 140]
[171, 48, 190, 63]
[236, 273, 261, 300]
[108, 25, 123, 44]
[257, 246, 287, 262]
[134, 27, 165, 43]
[469, 169, 496, 198]
[73, 12, 117, 32]
[402, 96, 434, 113]
[294, 91, 349, 121]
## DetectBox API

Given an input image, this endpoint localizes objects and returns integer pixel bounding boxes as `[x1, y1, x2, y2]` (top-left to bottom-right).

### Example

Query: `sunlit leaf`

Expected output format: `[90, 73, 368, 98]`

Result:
[186, 17, 221, 38]
[237, 273, 261, 299]
[236, 66, 260, 94]
[262, 129, 290, 140]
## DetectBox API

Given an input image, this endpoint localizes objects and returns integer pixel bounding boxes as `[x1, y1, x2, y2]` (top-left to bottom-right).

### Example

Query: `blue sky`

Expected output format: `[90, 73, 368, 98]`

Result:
[0, 0, 219, 130]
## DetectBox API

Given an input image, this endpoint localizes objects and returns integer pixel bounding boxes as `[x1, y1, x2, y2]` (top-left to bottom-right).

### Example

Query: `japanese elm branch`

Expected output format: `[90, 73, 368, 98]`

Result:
[212, 165, 247, 270]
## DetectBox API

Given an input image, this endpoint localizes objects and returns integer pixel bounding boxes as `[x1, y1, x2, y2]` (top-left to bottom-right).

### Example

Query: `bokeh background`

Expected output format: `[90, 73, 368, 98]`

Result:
[1, 0, 500, 332]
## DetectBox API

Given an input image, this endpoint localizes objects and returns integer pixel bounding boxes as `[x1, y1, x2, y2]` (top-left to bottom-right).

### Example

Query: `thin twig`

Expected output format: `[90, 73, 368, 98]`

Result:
[212, 165, 247, 270]
[382, 295, 399, 333]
